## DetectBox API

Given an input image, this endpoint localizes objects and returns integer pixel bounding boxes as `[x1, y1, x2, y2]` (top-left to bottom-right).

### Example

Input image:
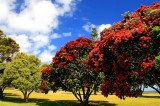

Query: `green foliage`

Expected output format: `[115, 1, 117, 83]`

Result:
[154, 53, 160, 68]
[0, 34, 19, 63]
[152, 26, 160, 38]
[3, 52, 41, 102]
[0, 62, 5, 71]
[0, 63, 5, 86]
[90, 27, 98, 40]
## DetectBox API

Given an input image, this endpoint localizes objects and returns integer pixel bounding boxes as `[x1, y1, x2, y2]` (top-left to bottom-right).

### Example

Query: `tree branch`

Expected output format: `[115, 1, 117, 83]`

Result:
[28, 89, 34, 97]
[72, 90, 81, 102]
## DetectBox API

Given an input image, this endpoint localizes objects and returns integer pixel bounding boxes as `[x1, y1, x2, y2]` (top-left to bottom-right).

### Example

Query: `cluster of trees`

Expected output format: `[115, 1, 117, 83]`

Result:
[41, 2, 160, 106]
[0, 30, 45, 102]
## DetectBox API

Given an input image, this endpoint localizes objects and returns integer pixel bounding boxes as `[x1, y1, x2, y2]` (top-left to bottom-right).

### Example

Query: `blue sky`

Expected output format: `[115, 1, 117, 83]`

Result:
[0, 0, 158, 63]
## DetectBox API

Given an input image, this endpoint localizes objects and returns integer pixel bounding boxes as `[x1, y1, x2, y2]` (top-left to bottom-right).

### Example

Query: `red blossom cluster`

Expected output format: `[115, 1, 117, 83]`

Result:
[53, 37, 92, 69]
[41, 66, 50, 74]
[88, 2, 160, 98]
[40, 80, 50, 93]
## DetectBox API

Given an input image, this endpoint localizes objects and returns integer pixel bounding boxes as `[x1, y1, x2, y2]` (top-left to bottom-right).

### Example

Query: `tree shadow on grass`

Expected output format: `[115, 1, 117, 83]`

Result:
[4, 92, 20, 97]
[1, 93, 117, 106]
[140, 95, 160, 99]
[36, 100, 117, 106]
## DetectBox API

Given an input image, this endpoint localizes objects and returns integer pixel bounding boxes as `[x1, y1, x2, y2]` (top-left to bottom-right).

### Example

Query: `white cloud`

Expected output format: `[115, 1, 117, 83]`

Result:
[32, 50, 41, 55]
[97, 24, 111, 38]
[8, 34, 32, 53]
[83, 22, 111, 33]
[0, 0, 79, 63]
[48, 45, 57, 51]
[39, 50, 55, 63]
[82, 22, 96, 32]
[51, 33, 62, 39]
[63, 32, 72, 37]
[30, 34, 50, 49]
[97, 24, 111, 34]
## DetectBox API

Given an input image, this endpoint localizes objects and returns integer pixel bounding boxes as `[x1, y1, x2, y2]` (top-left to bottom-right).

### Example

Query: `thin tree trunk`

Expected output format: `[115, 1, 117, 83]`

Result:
[142, 84, 145, 94]
[94, 89, 97, 95]
[0, 88, 3, 99]
[24, 93, 28, 102]
[0, 85, 6, 99]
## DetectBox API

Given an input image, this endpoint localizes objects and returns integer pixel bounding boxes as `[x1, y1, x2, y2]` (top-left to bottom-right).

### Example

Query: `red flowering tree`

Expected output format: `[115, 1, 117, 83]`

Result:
[88, 2, 160, 99]
[41, 37, 104, 106]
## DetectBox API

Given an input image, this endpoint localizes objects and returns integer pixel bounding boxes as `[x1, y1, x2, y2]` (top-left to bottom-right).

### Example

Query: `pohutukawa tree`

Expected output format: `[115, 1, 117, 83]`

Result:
[88, 2, 160, 99]
[41, 37, 104, 106]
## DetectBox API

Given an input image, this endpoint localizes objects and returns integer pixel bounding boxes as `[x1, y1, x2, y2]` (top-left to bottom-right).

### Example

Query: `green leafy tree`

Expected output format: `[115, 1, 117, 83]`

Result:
[90, 27, 98, 40]
[3, 52, 41, 102]
[0, 30, 19, 99]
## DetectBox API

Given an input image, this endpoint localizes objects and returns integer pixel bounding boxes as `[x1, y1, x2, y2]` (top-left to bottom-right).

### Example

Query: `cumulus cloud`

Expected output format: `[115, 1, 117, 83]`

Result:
[82, 22, 96, 32]
[97, 24, 111, 38]
[0, 0, 79, 63]
[8, 34, 32, 53]
[83, 22, 111, 33]
[97, 24, 111, 34]
[39, 50, 55, 63]
[48, 45, 57, 51]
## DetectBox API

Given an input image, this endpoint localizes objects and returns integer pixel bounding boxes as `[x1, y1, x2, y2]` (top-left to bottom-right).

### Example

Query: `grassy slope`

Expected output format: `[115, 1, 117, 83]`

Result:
[0, 89, 159, 106]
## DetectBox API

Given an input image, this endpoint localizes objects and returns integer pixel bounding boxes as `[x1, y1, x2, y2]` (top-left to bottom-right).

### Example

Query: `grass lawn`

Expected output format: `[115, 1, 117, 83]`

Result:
[0, 89, 159, 106]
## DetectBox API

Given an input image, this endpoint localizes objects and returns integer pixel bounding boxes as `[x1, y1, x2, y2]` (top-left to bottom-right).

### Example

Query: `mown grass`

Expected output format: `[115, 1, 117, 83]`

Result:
[0, 89, 159, 106]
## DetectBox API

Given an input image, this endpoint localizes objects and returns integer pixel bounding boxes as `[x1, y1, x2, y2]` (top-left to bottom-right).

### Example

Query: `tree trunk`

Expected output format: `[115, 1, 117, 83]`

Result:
[83, 97, 89, 106]
[139, 84, 143, 96]
[0, 88, 3, 99]
[24, 93, 28, 102]
[94, 89, 97, 95]
[80, 97, 89, 106]
[142, 85, 145, 95]
[24, 94, 28, 102]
